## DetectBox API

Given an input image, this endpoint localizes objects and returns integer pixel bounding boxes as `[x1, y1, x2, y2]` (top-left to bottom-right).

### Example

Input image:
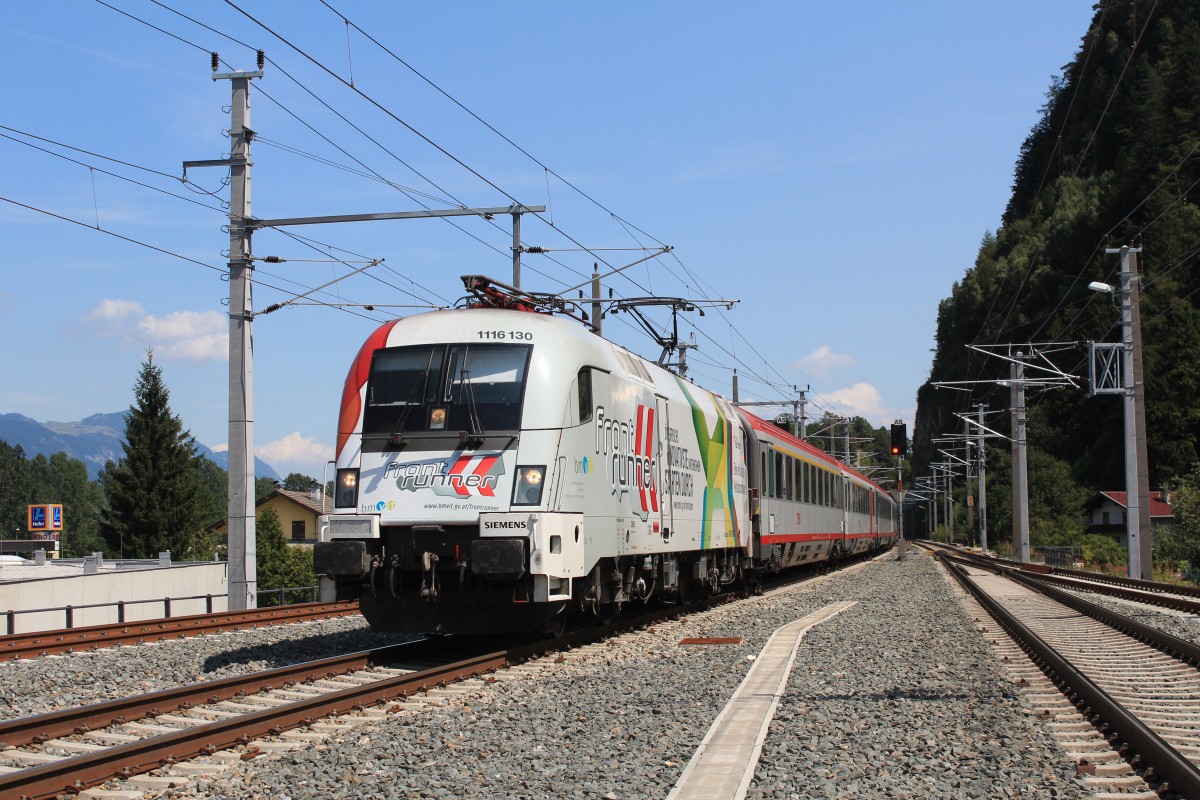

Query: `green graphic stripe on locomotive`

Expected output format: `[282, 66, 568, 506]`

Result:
[675, 378, 739, 549]
[723, 405, 738, 543]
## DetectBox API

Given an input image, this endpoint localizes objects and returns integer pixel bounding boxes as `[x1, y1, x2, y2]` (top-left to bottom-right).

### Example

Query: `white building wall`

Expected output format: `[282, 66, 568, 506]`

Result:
[0, 562, 228, 634]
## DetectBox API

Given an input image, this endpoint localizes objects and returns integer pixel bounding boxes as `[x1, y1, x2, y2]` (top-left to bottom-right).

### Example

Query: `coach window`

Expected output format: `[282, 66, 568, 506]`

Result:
[762, 453, 769, 497]
[774, 452, 783, 498]
[577, 368, 593, 423]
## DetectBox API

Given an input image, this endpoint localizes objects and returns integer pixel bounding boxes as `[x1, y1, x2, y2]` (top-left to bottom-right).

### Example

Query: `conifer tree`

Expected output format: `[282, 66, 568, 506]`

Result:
[255, 505, 317, 604]
[100, 352, 205, 559]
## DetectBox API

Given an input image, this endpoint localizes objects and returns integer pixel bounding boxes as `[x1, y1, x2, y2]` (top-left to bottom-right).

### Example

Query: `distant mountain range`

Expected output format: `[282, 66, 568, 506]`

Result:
[0, 412, 279, 481]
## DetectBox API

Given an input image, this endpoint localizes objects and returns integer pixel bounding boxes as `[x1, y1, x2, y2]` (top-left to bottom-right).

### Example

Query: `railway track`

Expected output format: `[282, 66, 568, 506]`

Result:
[0, 596, 721, 798]
[0, 550, 886, 799]
[922, 541, 1200, 614]
[0, 636, 517, 799]
[0, 601, 361, 661]
[932, 548, 1200, 798]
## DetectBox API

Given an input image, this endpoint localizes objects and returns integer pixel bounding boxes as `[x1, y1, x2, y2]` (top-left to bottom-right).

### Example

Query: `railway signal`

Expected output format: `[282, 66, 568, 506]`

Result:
[890, 422, 907, 457]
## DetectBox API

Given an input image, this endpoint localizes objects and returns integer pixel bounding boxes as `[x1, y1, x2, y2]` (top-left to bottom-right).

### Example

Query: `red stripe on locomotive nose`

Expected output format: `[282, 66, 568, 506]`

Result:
[472, 455, 498, 497]
[447, 456, 473, 496]
[644, 407, 658, 512]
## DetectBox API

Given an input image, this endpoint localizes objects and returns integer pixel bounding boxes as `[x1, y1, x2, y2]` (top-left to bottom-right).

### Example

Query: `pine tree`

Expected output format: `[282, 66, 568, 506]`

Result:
[0, 442, 34, 539]
[99, 352, 206, 559]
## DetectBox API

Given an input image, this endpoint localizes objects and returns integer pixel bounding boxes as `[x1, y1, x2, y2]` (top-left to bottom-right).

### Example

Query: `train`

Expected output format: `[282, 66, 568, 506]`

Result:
[315, 276, 898, 634]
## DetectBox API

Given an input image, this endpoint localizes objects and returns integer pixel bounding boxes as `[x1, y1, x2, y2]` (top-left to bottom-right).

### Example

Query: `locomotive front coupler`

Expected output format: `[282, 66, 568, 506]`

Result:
[420, 551, 440, 601]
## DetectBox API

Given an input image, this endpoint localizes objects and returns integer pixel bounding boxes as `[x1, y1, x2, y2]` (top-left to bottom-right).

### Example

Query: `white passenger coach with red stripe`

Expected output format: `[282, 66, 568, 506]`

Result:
[316, 277, 897, 634]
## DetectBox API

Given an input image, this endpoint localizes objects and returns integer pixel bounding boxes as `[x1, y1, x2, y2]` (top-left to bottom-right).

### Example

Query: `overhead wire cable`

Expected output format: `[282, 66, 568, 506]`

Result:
[0, 130, 227, 215]
[317, 1, 675, 262]
[151, 0, 730, 350]
[137, 0, 762, 378]
[985, 2, 1159, 348]
[222, 0, 620, 285]
[92, 0, 467, 313]
[0, 123, 182, 182]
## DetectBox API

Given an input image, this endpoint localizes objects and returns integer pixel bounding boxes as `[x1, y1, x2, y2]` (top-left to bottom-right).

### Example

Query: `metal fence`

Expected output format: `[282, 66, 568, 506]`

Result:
[2, 585, 320, 635]
[1033, 546, 1082, 568]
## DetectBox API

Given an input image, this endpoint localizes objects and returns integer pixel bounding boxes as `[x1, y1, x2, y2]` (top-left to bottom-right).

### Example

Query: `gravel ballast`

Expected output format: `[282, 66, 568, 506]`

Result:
[135, 550, 1094, 799]
[0, 617, 415, 720]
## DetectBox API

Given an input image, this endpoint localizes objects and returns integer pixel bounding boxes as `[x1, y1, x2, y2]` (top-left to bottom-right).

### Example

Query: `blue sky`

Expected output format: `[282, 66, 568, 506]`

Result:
[1, 1, 1096, 481]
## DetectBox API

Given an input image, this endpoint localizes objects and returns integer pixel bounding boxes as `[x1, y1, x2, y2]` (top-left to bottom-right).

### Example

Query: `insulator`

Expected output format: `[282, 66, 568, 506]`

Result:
[262, 255, 284, 263]
[211, 52, 219, 72]
[257, 50, 265, 70]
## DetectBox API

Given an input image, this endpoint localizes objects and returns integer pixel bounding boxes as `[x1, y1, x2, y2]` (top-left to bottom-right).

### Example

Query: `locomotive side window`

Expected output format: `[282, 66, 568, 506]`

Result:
[577, 368, 593, 423]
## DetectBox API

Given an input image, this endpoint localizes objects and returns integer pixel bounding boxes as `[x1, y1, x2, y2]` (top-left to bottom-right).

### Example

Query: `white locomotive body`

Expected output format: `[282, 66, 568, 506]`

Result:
[316, 299, 896, 634]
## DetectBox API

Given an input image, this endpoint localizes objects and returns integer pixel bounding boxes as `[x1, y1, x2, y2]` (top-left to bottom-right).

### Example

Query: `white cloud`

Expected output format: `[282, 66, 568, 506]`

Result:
[825, 383, 887, 421]
[83, 298, 146, 322]
[82, 301, 226, 362]
[210, 442, 228, 453]
[137, 310, 226, 361]
[793, 345, 858, 379]
[258, 432, 334, 473]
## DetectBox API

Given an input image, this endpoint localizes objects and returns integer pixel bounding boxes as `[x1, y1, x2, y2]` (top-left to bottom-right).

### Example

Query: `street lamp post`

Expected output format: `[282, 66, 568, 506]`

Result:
[1089, 244, 1151, 580]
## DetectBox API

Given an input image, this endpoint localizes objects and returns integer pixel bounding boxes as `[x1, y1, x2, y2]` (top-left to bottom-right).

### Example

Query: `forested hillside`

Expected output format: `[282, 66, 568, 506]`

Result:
[915, 0, 1200, 546]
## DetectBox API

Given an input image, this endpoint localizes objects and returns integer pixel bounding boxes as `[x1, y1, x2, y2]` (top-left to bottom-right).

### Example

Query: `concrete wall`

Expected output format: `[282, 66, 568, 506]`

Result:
[0, 562, 228, 634]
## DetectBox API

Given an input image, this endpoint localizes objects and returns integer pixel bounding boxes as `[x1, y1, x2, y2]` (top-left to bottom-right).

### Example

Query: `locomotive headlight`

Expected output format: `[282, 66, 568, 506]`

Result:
[335, 468, 360, 509]
[429, 406, 447, 430]
[512, 465, 546, 506]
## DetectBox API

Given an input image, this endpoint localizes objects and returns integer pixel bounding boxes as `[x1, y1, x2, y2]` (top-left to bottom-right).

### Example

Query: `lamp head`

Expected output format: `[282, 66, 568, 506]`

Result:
[1087, 281, 1114, 293]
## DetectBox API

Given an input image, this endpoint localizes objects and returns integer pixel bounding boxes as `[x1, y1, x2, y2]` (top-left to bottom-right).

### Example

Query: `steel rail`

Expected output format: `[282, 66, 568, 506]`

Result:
[2, 597, 703, 799]
[1048, 563, 1200, 600]
[0, 601, 360, 660]
[932, 544, 1200, 617]
[922, 539, 1200, 600]
[1, 650, 511, 800]
[1018, 568, 1200, 617]
[936, 551, 1200, 798]
[1, 549, 878, 798]
[0, 639, 447, 749]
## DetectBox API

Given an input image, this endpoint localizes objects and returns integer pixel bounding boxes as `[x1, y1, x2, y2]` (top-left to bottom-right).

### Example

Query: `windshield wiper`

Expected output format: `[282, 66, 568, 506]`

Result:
[458, 368, 486, 444]
[390, 351, 439, 441]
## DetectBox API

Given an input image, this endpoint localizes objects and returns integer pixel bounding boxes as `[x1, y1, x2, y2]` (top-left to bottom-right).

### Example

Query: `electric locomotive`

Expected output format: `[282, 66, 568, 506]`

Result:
[315, 277, 896, 634]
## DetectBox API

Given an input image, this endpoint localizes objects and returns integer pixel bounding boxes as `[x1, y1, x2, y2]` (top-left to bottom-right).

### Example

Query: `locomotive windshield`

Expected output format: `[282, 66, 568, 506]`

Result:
[363, 343, 531, 437]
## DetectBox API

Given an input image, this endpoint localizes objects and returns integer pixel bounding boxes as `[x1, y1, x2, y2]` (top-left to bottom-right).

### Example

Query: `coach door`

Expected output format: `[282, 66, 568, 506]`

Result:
[656, 396, 673, 543]
[841, 474, 850, 552]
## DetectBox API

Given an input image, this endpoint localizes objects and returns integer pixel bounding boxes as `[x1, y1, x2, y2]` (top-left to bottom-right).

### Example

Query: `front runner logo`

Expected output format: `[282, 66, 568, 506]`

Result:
[595, 402, 659, 520]
[384, 451, 506, 497]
